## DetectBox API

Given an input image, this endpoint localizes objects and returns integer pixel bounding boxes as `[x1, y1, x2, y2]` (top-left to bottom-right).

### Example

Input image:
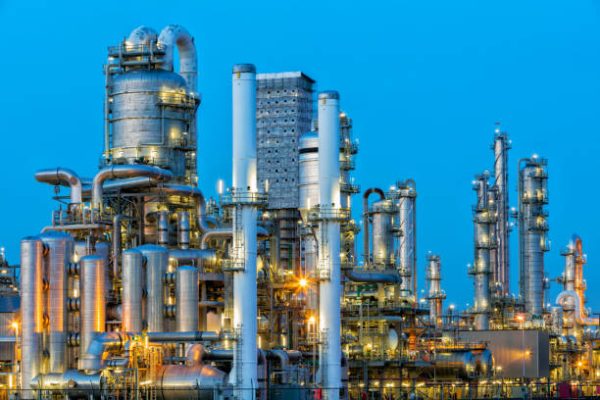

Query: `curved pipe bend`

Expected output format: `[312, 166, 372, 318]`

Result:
[92, 165, 173, 210]
[556, 290, 599, 327]
[35, 168, 83, 204]
[158, 25, 197, 93]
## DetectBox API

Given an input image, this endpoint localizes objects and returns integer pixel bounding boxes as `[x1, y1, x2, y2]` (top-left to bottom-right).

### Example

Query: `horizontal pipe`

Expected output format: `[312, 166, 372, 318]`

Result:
[146, 331, 219, 343]
[92, 165, 173, 210]
[344, 269, 401, 284]
[168, 248, 217, 268]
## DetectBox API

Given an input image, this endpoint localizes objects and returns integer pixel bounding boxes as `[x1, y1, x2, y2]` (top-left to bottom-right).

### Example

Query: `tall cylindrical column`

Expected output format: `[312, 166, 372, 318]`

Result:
[79, 255, 106, 369]
[176, 266, 199, 332]
[20, 237, 44, 398]
[317, 90, 342, 400]
[122, 249, 144, 332]
[426, 254, 445, 329]
[40, 232, 73, 374]
[492, 130, 510, 295]
[230, 63, 258, 400]
[396, 181, 417, 298]
[137, 244, 169, 332]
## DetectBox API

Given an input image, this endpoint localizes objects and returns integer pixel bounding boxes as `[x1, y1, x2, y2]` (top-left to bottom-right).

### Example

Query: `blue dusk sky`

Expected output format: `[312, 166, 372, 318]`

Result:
[1, 0, 599, 311]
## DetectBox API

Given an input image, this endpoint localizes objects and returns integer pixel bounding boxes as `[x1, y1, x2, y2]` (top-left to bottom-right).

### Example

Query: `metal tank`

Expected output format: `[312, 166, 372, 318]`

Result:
[40, 232, 74, 374]
[518, 156, 548, 317]
[137, 244, 169, 332]
[156, 364, 227, 400]
[121, 249, 144, 332]
[419, 351, 477, 380]
[470, 173, 494, 330]
[298, 130, 320, 212]
[371, 200, 394, 266]
[105, 26, 200, 184]
[79, 255, 106, 371]
[20, 237, 44, 398]
[176, 266, 199, 332]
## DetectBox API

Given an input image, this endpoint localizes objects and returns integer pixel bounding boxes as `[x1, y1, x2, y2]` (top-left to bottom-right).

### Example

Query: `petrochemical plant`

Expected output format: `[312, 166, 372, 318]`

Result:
[0, 24, 598, 399]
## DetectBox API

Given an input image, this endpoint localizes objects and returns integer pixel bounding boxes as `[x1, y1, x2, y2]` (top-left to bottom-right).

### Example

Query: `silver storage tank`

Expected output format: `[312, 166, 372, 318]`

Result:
[371, 200, 393, 266]
[110, 70, 193, 181]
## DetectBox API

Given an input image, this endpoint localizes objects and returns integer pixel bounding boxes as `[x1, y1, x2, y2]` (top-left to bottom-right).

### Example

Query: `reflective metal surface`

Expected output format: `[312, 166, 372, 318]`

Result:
[176, 266, 199, 331]
[122, 249, 144, 332]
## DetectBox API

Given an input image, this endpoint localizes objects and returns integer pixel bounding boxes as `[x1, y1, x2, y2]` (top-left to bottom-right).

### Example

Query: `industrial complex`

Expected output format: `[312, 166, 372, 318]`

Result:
[0, 25, 597, 399]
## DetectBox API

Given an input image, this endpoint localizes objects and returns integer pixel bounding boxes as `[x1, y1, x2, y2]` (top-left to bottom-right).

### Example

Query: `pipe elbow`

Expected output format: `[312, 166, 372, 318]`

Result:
[35, 168, 83, 204]
[158, 25, 197, 93]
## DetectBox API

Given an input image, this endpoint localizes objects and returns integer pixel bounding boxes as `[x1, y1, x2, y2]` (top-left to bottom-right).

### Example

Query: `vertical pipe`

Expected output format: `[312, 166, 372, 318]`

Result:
[158, 210, 170, 246]
[122, 249, 144, 332]
[177, 211, 191, 249]
[426, 254, 445, 329]
[176, 266, 199, 332]
[492, 130, 510, 296]
[112, 214, 123, 283]
[317, 90, 342, 400]
[137, 245, 169, 332]
[231, 63, 258, 399]
[79, 255, 106, 370]
[20, 237, 44, 398]
[397, 181, 416, 299]
[40, 232, 73, 374]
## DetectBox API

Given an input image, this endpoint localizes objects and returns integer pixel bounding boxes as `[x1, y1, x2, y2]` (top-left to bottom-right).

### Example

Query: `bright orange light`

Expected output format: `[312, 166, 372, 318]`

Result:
[299, 278, 308, 288]
[308, 316, 316, 324]
[10, 322, 18, 330]
[515, 314, 525, 323]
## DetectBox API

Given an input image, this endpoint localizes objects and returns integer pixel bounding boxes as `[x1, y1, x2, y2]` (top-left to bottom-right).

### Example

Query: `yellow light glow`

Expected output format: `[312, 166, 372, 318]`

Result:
[308, 316, 316, 324]
[10, 322, 18, 330]
[299, 278, 308, 288]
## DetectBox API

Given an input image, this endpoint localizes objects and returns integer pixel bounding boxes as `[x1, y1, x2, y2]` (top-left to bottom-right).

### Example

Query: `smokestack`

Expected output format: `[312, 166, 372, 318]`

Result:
[317, 90, 342, 400]
[230, 63, 258, 399]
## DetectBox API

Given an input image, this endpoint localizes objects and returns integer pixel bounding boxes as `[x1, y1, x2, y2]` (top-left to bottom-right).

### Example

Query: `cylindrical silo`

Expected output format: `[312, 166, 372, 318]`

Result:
[137, 245, 169, 332]
[122, 249, 144, 332]
[78, 255, 106, 370]
[176, 266, 199, 332]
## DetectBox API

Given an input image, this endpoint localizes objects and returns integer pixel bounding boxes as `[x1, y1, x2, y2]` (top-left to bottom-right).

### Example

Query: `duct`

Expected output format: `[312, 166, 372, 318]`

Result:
[186, 343, 205, 366]
[31, 370, 104, 398]
[20, 237, 44, 398]
[79, 331, 129, 372]
[317, 90, 342, 400]
[79, 255, 106, 370]
[146, 331, 219, 343]
[91, 165, 173, 211]
[122, 249, 144, 332]
[137, 244, 169, 332]
[158, 210, 170, 246]
[176, 266, 199, 331]
[556, 290, 599, 327]
[158, 25, 198, 93]
[229, 63, 259, 399]
[267, 349, 290, 384]
[40, 232, 73, 374]
[362, 188, 385, 263]
[344, 269, 401, 284]
[35, 168, 83, 204]
[177, 211, 191, 249]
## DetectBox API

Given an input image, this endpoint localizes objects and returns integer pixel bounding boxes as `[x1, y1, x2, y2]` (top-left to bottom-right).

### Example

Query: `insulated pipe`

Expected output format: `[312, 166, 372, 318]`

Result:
[137, 245, 169, 332]
[229, 63, 258, 398]
[556, 290, 600, 327]
[122, 249, 144, 332]
[158, 25, 198, 93]
[317, 90, 342, 400]
[362, 188, 385, 264]
[177, 211, 191, 249]
[176, 266, 199, 331]
[158, 211, 170, 246]
[79, 255, 106, 371]
[20, 237, 44, 398]
[127, 26, 158, 45]
[79, 331, 129, 372]
[40, 232, 73, 374]
[112, 214, 122, 280]
[344, 269, 401, 284]
[35, 168, 83, 204]
[92, 165, 173, 211]
[168, 249, 218, 268]
[146, 331, 219, 343]
[30, 370, 103, 398]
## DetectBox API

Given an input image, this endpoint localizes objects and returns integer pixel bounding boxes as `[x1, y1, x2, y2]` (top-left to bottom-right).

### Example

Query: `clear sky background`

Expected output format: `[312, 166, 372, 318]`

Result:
[1, 0, 599, 311]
